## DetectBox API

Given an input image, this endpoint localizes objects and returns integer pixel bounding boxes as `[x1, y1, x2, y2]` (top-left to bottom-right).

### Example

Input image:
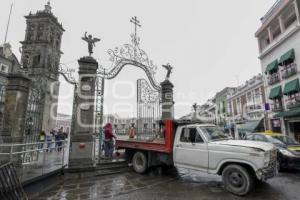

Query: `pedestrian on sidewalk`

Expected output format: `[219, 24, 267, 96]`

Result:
[57, 128, 65, 152]
[38, 131, 46, 150]
[128, 123, 136, 139]
[104, 123, 116, 159]
[46, 130, 53, 152]
[54, 129, 59, 151]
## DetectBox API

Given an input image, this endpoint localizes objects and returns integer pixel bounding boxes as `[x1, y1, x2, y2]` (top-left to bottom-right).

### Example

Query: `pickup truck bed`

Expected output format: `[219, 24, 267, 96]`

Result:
[116, 120, 174, 154]
[116, 138, 169, 153]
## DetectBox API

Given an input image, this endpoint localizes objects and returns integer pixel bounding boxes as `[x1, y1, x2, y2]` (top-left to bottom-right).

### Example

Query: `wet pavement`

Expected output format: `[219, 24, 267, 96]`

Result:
[29, 168, 300, 200]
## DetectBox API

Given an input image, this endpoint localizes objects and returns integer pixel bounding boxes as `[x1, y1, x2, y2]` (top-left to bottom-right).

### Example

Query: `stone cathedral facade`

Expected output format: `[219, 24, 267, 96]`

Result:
[20, 2, 64, 133]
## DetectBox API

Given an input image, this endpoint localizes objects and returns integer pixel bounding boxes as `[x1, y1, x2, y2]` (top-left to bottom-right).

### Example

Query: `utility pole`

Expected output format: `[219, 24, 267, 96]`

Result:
[4, 3, 13, 44]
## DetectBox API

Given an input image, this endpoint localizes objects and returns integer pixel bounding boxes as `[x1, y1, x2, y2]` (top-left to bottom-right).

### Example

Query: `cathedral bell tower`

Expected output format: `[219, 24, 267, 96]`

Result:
[20, 1, 64, 133]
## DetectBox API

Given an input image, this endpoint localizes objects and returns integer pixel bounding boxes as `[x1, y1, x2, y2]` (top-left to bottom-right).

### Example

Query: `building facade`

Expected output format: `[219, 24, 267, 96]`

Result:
[102, 114, 160, 135]
[256, 0, 300, 141]
[0, 44, 22, 131]
[20, 2, 64, 134]
[198, 98, 217, 124]
[102, 114, 137, 135]
[55, 113, 71, 134]
[215, 87, 237, 126]
[227, 74, 266, 132]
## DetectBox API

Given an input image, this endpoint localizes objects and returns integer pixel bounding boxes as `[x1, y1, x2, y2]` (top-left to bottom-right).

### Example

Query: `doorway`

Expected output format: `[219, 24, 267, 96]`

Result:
[291, 122, 300, 143]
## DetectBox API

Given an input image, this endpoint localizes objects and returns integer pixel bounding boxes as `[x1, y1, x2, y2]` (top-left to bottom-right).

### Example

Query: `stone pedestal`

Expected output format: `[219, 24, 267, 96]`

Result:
[1, 73, 30, 164]
[69, 57, 98, 169]
[160, 79, 174, 120]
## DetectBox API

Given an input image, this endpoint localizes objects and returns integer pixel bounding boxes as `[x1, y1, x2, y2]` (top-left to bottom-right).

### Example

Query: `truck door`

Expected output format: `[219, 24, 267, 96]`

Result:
[174, 127, 209, 172]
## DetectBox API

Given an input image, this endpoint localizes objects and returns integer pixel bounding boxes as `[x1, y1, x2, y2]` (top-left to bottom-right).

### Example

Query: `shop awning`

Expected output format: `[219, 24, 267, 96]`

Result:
[279, 48, 295, 64]
[269, 85, 282, 99]
[283, 78, 300, 95]
[274, 107, 300, 118]
[237, 120, 263, 132]
[265, 60, 278, 73]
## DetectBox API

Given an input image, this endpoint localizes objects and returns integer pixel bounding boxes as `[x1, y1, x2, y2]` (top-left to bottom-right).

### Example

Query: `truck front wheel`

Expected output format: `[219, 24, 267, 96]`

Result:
[132, 152, 147, 174]
[222, 164, 254, 196]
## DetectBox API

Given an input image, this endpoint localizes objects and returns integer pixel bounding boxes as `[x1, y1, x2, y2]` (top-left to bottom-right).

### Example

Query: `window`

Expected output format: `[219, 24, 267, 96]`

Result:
[0, 64, 9, 73]
[270, 19, 281, 40]
[259, 31, 270, 51]
[282, 4, 297, 29]
[180, 127, 203, 143]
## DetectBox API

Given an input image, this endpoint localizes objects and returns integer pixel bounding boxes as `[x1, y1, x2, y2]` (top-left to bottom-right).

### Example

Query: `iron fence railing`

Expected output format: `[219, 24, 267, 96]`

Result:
[0, 140, 68, 184]
[0, 162, 28, 200]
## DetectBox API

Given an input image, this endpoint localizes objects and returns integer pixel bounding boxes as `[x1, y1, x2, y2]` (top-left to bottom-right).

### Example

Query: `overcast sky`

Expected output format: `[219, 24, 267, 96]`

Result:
[0, 0, 275, 118]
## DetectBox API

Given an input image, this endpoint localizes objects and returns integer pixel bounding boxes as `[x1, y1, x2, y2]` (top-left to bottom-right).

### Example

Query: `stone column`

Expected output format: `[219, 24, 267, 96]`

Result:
[1, 73, 30, 164]
[69, 57, 98, 169]
[160, 80, 174, 120]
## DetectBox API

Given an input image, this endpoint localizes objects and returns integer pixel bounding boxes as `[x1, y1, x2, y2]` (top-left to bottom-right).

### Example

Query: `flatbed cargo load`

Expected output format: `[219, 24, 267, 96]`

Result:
[116, 120, 174, 153]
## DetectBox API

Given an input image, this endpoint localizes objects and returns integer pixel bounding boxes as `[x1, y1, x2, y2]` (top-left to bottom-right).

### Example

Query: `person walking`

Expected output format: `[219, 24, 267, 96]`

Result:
[57, 128, 65, 152]
[50, 129, 56, 151]
[54, 129, 60, 151]
[46, 131, 53, 152]
[38, 131, 46, 150]
[128, 123, 136, 139]
[104, 123, 116, 159]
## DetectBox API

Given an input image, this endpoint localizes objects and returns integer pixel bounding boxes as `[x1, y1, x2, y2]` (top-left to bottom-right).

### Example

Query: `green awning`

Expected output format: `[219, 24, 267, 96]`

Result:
[283, 78, 300, 95]
[269, 85, 282, 99]
[279, 49, 295, 64]
[265, 60, 278, 73]
[274, 107, 300, 118]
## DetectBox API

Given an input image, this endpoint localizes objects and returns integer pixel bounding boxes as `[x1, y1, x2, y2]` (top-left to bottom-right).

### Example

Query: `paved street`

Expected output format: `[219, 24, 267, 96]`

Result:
[29, 168, 300, 200]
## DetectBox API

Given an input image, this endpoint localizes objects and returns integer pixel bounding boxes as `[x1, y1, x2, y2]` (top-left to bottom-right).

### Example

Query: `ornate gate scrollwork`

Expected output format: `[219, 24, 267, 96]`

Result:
[24, 82, 44, 143]
[137, 79, 161, 139]
[97, 32, 161, 91]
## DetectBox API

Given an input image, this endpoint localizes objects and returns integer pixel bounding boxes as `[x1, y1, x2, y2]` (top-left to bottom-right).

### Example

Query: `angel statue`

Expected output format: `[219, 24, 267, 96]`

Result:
[82, 32, 101, 56]
[162, 63, 173, 80]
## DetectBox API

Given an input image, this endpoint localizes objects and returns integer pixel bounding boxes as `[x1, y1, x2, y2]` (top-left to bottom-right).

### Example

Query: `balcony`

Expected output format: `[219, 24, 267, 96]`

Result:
[246, 104, 263, 113]
[286, 97, 300, 109]
[272, 103, 283, 112]
[281, 63, 297, 79]
[268, 73, 280, 85]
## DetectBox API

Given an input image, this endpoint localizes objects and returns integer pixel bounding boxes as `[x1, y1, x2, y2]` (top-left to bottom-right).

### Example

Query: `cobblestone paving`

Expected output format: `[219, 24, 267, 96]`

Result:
[31, 169, 300, 200]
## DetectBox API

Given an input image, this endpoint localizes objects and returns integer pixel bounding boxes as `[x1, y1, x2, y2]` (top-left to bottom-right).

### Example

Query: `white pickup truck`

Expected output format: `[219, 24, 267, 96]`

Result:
[116, 121, 278, 196]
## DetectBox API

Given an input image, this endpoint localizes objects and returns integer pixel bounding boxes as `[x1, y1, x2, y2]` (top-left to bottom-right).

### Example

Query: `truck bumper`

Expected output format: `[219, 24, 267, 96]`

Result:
[256, 161, 278, 181]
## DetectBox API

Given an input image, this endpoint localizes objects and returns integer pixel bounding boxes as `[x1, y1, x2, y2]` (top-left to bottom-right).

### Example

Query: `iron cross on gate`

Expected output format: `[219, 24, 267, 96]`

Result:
[130, 16, 141, 42]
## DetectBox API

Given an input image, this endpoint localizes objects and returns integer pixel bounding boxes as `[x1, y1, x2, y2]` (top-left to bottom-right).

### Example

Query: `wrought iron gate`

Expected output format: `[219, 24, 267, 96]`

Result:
[137, 79, 161, 139]
[24, 85, 44, 143]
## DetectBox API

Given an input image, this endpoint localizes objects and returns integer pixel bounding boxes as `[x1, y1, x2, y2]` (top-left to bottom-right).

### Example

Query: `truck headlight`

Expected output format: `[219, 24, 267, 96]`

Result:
[279, 149, 294, 157]
[264, 151, 270, 167]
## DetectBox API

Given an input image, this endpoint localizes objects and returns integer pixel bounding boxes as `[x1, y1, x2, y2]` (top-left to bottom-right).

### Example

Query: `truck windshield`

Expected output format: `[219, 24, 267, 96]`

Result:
[200, 126, 229, 141]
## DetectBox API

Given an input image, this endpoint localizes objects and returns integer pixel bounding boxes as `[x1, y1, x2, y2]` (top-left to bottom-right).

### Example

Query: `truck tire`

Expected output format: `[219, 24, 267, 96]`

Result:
[222, 164, 254, 196]
[132, 152, 147, 174]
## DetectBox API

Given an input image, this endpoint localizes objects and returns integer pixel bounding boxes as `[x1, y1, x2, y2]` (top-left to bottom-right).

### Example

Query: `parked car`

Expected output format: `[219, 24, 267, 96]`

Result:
[245, 133, 300, 170]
